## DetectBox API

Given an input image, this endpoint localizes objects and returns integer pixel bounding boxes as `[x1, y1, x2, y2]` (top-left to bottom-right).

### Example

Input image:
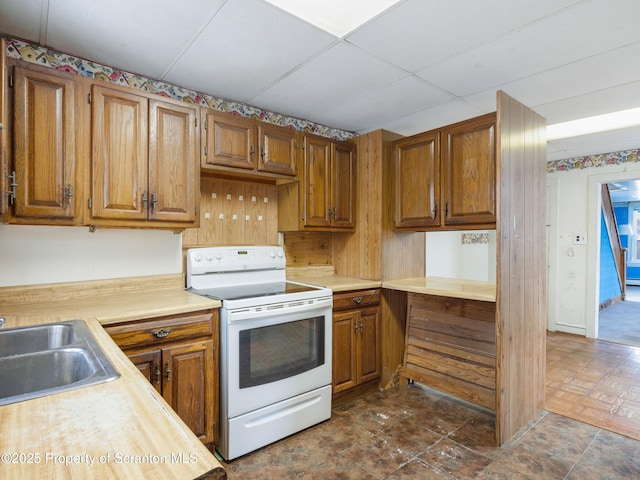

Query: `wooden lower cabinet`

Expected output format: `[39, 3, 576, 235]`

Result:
[332, 290, 381, 397]
[105, 310, 218, 445]
[400, 293, 496, 410]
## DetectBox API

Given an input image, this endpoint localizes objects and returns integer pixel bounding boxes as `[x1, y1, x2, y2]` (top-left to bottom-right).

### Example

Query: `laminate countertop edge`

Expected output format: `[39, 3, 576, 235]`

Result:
[382, 277, 497, 302]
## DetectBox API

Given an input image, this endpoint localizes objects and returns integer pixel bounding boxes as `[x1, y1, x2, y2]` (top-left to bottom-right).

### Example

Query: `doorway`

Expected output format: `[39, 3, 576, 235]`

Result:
[596, 180, 640, 348]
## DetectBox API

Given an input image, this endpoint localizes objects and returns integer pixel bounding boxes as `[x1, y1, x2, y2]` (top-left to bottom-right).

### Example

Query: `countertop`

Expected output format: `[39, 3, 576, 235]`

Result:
[286, 267, 382, 292]
[0, 275, 224, 479]
[382, 276, 497, 302]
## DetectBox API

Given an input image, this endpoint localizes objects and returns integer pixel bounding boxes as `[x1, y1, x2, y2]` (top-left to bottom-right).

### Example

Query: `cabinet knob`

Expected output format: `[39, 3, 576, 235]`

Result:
[353, 296, 362, 304]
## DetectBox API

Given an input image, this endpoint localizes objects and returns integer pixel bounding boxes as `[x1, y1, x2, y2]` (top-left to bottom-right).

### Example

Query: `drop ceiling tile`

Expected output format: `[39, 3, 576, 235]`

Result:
[375, 99, 486, 137]
[464, 42, 640, 119]
[347, 0, 582, 72]
[536, 81, 640, 124]
[250, 42, 406, 121]
[0, 0, 45, 43]
[163, 0, 336, 102]
[46, 0, 226, 78]
[308, 75, 455, 133]
[416, 0, 640, 97]
[547, 125, 640, 160]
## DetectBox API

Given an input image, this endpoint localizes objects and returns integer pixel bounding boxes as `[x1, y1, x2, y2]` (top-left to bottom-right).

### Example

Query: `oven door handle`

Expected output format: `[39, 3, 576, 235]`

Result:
[226, 297, 333, 323]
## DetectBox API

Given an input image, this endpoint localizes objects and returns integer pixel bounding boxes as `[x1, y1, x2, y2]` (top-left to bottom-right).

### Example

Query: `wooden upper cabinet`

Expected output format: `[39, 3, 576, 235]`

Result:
[90, 82, 199, 226]
[148, 99, 199, 223]
[331, 141, 356, 228]
[257, 123, 298, 176]
[394, 113, 496, 231]
[278, 134, 356, 231]
[442, 113, 496, 227]
[91, 84, 149, 221]
[303, 135, 332, 227]
[394, 130, 440, 229]
[9, 64, 79, 222]
[202, 110, 256, 170]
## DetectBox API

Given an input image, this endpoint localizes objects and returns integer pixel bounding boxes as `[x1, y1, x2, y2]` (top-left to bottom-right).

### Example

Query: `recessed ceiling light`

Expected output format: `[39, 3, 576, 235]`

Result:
[547, 107, 640, 140]
[264, 0, 401, 37]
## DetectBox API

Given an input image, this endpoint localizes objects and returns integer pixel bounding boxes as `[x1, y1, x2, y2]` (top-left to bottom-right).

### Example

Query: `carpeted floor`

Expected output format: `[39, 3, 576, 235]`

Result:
[599, 287, 640, 348]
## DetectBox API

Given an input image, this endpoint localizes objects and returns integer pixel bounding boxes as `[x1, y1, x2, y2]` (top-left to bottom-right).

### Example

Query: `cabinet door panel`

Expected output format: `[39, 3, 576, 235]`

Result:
[394, 131, 439, 228]
[91, 85, 148, 220]
[258, 124, 297, 176]
[162, 340, 215, 444]
[359, 307, 381, 383]
[13, 65, 76, 219]
[332, 142, 356, 228]
[128, 349, 162, 393]
[332, 311, 358, 394]
[148, 99, 198, 223]
[442, 115, 495, 225]
[203, 111, 256, 170]
[304, 136, 331, 227]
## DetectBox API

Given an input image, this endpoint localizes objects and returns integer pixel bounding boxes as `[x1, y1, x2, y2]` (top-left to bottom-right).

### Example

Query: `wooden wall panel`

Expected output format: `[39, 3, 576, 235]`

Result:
[495, 91, 546, 445]
[184, 177, 278, 247]
[282, 232, 332, 266]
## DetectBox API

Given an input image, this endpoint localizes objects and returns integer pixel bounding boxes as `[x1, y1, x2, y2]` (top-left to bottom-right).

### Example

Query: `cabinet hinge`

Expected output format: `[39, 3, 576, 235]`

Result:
[204, 119, 208, 130]
[88, 92, 92, 104]
[8, 74, 13, 88]
[87, 197, 93, 209]
[204, 145, 208, 156]
[195, 117, 198, 128]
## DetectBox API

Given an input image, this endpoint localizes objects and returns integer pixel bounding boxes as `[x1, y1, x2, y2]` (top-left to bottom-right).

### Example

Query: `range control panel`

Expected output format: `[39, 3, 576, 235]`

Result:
[187, 246, 285, 276]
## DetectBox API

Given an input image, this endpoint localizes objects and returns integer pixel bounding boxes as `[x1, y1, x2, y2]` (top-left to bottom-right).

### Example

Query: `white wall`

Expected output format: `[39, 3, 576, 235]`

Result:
[425, 230, 496, 282]
[0, 225, 182, 287]
[547, 161, 640, 337]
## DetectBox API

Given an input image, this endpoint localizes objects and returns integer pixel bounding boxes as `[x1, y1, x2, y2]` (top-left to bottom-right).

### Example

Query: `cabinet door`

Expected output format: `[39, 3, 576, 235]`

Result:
[162, 340, 215, 444]
[303, 135, 331, 227]
[128, 349, 162, 393]
[202, 110, 256, 170]
[0, 39, 6, 215]
[358, 307, 381, 384]
[257, 124, 297, 176]
[442, 114, 496, 226]
[148, 99, 199, 223]
[12, 65, 76, 219]
[331, 141, 356, 228]
[91, 84, 148, 220]
[394, 130, 440, 228]
[332, 311, 358, 394]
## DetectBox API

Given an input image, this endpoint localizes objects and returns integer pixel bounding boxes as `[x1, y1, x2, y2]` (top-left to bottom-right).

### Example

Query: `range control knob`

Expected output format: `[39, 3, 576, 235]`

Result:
[194, 254, 202, 262]
[215, 253, 223, 261]
[269, 251, 276, 259]
[205, 254, 213, 262]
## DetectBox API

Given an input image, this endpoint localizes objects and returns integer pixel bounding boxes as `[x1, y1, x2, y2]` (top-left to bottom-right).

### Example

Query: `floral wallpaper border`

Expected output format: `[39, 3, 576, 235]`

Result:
[547, 149, 640, 173]
[461, 233, 489, 245]
[3, 37, 356, 142]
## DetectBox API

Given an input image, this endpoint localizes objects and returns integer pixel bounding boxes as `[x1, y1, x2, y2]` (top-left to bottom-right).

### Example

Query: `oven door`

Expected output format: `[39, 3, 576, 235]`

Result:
[220, 296, 332, 419]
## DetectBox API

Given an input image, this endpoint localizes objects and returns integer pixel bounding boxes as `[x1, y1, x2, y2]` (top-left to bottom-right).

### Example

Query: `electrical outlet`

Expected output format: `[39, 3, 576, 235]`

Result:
[573, 233, 587, 245]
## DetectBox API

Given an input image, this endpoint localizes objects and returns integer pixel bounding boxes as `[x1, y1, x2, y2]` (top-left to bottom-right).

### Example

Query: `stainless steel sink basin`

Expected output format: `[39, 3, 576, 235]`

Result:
[0, 323, 78, 356]
[0, 320, 119, 406]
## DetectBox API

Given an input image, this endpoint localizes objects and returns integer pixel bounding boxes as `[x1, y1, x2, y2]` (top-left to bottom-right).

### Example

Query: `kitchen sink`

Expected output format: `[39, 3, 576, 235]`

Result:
[0, 323, 78, 356]
[0, 320, 120, 406]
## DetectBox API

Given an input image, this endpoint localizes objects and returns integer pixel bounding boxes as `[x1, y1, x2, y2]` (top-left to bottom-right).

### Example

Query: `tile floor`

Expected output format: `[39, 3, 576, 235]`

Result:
[546, 331, 640, 441]
[221, 382, 640, 479]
